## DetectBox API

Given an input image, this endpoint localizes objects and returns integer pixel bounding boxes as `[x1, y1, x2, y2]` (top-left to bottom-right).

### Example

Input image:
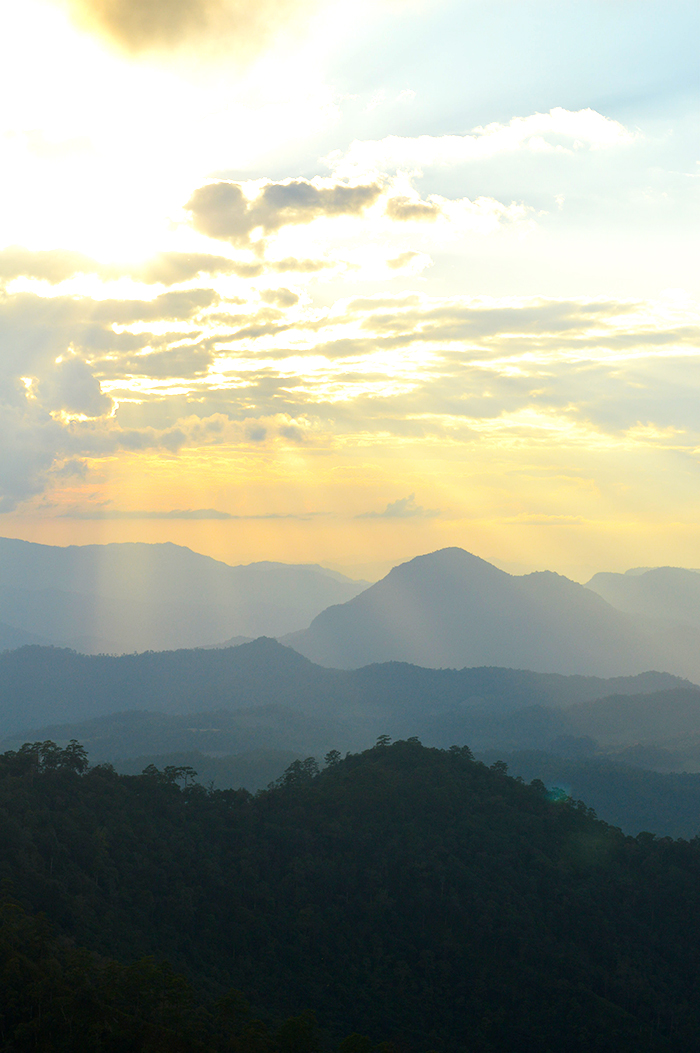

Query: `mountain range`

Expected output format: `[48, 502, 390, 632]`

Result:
[285, 548, 700, 680]
[2, 633, 700, 837]
[0, 636, 692, 756]
[0, 537, 368, 652]
[4, 540, 700, 683]
[587, 565, 700, 629]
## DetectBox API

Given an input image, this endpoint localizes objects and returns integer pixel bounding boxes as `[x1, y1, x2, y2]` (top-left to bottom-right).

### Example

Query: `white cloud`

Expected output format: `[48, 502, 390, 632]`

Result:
[328, 108, 637, 180]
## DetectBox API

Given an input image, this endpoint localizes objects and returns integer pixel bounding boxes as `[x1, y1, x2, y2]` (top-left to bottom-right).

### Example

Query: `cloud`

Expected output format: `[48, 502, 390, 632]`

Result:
[270, 257, 330, 274]
[61, 0, 318, 59]
[0, 246, 261, 286]
[329, 108, 636, 180]
[0, 247, 98, 285]
[260, 287, 300, 308]
[186, 178, 383, 245]
[385, 252, 431, 273]
[1, 272, 698, 515]
[184, 175, 529, 256]
[385, 197, 443, 222]
[60, 507, 323, 519]
[37, 357, 113, 417]
[356, 494, 441, 519]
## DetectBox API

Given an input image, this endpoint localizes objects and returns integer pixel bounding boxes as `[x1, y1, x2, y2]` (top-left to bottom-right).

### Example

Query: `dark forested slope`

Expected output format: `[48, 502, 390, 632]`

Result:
[2, 739, 700, 1051]
[476, 749, 700, 838]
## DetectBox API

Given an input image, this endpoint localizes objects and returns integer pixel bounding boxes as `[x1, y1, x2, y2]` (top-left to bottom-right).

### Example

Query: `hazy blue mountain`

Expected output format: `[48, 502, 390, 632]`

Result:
[0, 619, 50, 651]
[0, 638, 690, 761]
[587, 566, 700, 629]
[285, 547, 700, 679]
[0, 636, 685, 729]
[0, 537, 368, 652]
[564, 687, 700, 745]
[426, 687, 700, 758]
[0, 705, 356, 761]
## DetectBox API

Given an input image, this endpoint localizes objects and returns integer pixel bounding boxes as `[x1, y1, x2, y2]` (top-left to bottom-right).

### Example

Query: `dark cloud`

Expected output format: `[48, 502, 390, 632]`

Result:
[90, 288, 218, 324]
[271, 257, 329, 273]
[385, 197, 442, 222]
[62, 0, 318, 58]
[245, 423, 267, 442]
[133, 252, 263, 283]
[356, 494, 441, 519]
[260, 287, 299, 308]
[224, 321, 294, 341]
[186, 179, 383, 245]
[98, 343, 215, 380]
[38, 358, 113, 417]
[52, 458, 89, 479]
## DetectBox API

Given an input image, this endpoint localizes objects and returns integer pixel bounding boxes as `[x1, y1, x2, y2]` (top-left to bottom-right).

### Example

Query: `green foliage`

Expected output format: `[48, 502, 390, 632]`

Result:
[0, 895, 365, 1052]
[2, 738, 700, 1050]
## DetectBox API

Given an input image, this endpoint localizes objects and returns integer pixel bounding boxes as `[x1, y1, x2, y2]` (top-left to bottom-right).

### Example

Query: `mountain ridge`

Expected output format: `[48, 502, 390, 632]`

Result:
[0, 536, 369, 652]
[285, 546, 700, 678]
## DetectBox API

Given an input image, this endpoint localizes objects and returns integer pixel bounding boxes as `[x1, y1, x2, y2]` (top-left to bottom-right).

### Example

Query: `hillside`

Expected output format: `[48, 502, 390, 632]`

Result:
[0, 637, 687, 741]
[0, 537, 368, 652]
[2, 738, 700, 1051]
[285, 548, 700, 679]
[476, 749, 700, 838]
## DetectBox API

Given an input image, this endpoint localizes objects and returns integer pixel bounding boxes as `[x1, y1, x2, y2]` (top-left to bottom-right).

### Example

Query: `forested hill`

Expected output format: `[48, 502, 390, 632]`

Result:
[3, 739, 700, 1051]
[0, 637, 686, 736]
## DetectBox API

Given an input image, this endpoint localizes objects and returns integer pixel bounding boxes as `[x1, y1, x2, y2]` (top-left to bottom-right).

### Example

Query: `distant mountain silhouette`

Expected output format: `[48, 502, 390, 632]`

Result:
[426, 686, 700, 757]
[0, 620, 50, 651]
[587, 566, 700, 629]
[0, 637, 689, 756]
[285, 548, 700, 679]
[0, 537, 368, 652]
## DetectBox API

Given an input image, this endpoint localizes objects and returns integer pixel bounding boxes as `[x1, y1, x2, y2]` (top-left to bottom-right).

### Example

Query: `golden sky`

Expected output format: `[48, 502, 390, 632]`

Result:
[0, 0, 698, 580]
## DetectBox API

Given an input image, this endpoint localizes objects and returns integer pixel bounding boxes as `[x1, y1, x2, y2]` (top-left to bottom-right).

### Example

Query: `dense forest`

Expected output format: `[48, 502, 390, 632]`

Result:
[2, 737, 700, 1050]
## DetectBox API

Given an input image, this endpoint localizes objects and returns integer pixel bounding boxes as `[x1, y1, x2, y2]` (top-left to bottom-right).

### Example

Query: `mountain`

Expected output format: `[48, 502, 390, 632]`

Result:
[0, 619, 50, 651]
[425, 685, 700, 757]
[3, 738, 700, 1051]
[587, 566, 700, 629]
[285, 547, 700, 678]
[0, 537, 368, 652]
[0, 704, 359, 761]
[0, 637, 687, 742]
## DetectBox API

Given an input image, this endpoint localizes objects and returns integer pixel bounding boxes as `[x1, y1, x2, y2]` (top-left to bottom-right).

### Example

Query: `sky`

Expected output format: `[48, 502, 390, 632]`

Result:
[0, 0, 698, 580]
